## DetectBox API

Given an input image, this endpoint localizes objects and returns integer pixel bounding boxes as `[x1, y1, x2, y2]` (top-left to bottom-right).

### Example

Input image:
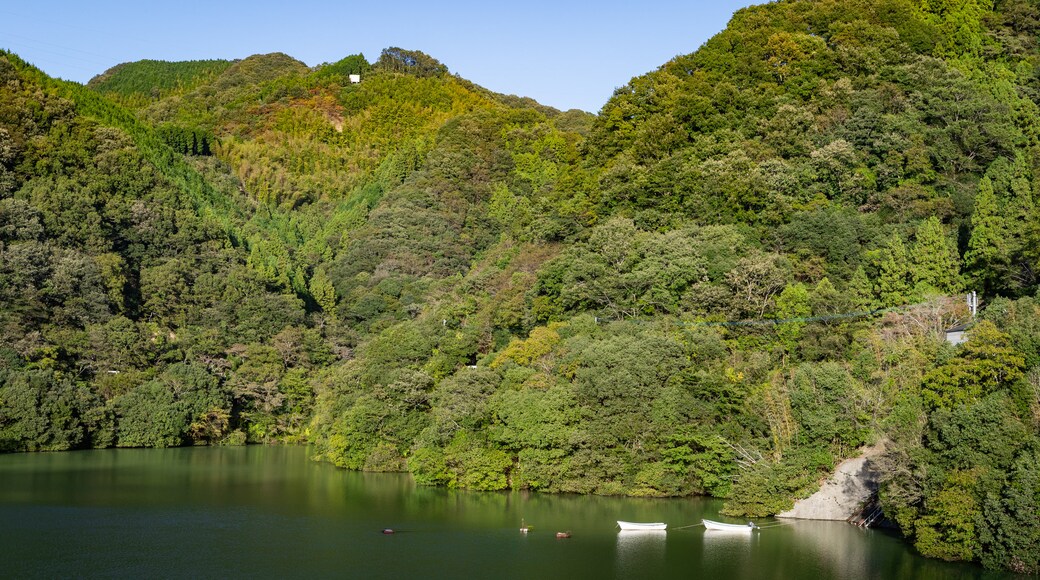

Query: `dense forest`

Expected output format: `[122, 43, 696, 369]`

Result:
[2, 0, 1040, 572]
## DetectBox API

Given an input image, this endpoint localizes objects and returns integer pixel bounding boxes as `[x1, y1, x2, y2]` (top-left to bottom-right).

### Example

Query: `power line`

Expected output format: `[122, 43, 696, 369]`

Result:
[593, 302, 929, 329]
[1, 40, 111, 70]
[1, 31, 115, 61]
[680, 305, 916, 328]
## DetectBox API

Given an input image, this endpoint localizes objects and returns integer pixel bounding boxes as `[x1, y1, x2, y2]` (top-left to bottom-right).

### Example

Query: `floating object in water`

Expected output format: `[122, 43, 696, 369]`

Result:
[520, 518, 530, 533]
[556, 531, 571, 539]
[702, 519, 757, 532]
[617, 521, 667, 531]
[382, 528, 395, 534]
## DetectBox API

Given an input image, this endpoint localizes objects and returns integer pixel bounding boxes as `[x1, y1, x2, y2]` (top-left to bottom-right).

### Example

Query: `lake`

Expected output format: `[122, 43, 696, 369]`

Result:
[0, 446, 990, 579]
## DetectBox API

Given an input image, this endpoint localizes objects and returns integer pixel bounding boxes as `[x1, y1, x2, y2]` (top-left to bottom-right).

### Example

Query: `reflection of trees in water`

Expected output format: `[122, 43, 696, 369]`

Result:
[695, 522, 871, 579]
[786, 521, 871, 579]
[780, 521, 980, 579]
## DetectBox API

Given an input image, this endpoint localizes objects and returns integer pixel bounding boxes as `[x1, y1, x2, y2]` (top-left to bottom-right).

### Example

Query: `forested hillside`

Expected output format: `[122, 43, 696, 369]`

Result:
[2, 0, 1040, 572]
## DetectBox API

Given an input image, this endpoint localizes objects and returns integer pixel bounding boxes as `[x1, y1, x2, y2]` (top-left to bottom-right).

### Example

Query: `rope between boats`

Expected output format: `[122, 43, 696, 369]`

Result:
[671, 520, 792, 530]
[754, 521, 793, 529]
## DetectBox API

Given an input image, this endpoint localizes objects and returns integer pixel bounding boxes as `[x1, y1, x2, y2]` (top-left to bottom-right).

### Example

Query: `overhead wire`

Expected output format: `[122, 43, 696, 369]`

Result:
[0, 8, 154, 81]
[593, 301, 932, 329]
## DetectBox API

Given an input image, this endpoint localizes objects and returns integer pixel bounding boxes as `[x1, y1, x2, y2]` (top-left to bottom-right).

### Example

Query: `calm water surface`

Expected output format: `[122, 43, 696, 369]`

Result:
[0, 446, 994, 579]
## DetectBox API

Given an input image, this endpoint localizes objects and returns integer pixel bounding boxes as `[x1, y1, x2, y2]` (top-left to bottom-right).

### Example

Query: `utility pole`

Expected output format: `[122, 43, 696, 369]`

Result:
[967, 290, 978, 319]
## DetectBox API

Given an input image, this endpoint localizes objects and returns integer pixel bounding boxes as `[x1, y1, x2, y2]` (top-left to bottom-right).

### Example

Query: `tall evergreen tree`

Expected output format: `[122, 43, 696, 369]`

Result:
[848, 266, 878, 310]
[309, 267, 337, 318]
[775, 282, 811, 351]
[879, 232, 913, 307]
[1004, 155, 1038, 292]
[912, 216, 961, 295]
[965, 177, 1010, 296]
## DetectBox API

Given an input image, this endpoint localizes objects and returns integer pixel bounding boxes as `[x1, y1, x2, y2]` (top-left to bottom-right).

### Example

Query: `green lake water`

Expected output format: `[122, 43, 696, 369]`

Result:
[0, 446, 996, 579]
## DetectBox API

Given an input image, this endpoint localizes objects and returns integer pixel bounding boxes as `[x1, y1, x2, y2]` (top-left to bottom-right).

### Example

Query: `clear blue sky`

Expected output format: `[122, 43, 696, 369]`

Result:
[1, 1, 757, 113]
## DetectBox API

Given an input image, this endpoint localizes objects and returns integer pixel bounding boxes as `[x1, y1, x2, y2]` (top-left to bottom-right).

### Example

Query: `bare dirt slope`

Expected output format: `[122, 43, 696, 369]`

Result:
[777, 441, 887, 521]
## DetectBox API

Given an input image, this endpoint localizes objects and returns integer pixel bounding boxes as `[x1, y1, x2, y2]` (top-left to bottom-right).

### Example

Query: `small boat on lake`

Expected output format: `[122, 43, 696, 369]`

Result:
[617, 521, 667, 531]
[702, 519, 757, 532]
[556, 531, 571, 539]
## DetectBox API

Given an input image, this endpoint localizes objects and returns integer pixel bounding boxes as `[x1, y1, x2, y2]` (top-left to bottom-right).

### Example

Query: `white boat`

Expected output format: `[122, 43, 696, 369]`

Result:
[702, 519, 757, 532]
[617, 521, 667, 531]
